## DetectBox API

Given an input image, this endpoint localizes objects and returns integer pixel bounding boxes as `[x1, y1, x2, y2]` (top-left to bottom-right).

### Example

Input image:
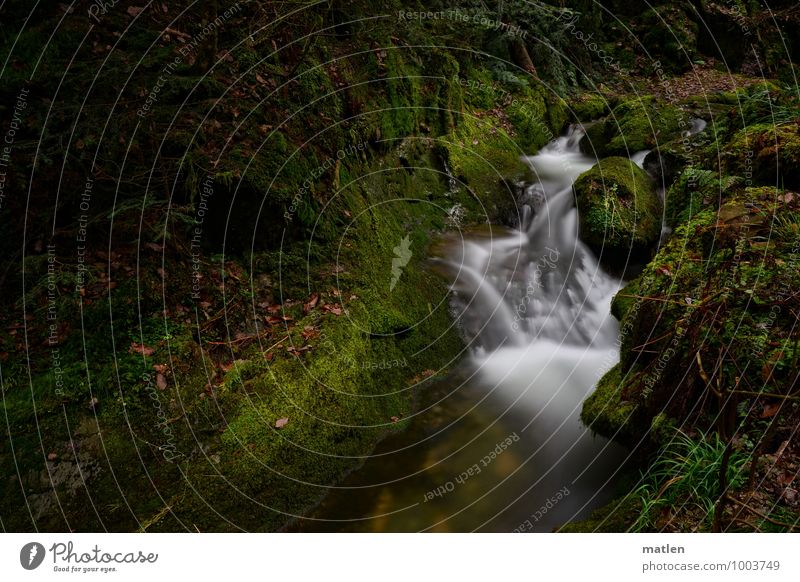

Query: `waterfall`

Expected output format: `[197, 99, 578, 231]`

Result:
[438, 126, 627, 530]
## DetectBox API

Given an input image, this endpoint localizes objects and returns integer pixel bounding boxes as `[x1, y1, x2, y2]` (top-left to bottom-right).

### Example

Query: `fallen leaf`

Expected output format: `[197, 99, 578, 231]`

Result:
[760, 402, 780, 418]
[301, 326, 319, 340]
[156, 374, 167, 390]
[323, 304, 343, 315]
[127, 6, 143, 17]
[275, 417, 289, 429]
[303, 293, 319, 314]
[130, 342, 155, 356]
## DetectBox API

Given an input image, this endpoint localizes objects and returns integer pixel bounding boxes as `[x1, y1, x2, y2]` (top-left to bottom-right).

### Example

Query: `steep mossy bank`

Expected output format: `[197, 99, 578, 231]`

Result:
[0, 0, 572, 531]
[576, 82, 800, 532]
[3, 0, 800, 534]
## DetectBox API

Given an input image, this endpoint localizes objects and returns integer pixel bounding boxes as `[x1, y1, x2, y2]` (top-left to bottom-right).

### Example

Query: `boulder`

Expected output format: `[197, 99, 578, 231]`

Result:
[573, 157, 662, 261]
[580, 96, 684, 157]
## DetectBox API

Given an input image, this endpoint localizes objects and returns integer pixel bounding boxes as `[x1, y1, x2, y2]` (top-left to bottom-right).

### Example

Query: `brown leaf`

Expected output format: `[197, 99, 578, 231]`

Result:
[156, 373, 168, 390]
[303, 293, 319, 314]
[760, 402, 781, 418]
[127, 6, 143, 17]
[656, 266, 672, 277]
[275, 417, 289, 429]
[130, 342, 155, 356]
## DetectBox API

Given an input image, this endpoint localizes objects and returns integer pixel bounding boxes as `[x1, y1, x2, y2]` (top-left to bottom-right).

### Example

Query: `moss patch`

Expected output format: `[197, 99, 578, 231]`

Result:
[573, 157, 662, 261]
[582, 96, 684, 157]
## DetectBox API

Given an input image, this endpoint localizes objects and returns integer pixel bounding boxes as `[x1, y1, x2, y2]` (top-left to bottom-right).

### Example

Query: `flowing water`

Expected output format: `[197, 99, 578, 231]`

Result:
[295, 127, 632, 532]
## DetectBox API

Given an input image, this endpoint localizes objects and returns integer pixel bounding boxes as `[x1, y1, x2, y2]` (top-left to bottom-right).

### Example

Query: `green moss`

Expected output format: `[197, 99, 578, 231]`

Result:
[568, 92, 611, 122]
[582, 364, 636, 442]
[664, 167, 743, 227]
[649, 412, 678, 446]
[593, 184, 800, 453]
[441, 112, 531, 221]
[610, 278, 640, 321]
[582, 96, 684, 157]
[573, 157, 662, 257]
[722, 122, 800, 188]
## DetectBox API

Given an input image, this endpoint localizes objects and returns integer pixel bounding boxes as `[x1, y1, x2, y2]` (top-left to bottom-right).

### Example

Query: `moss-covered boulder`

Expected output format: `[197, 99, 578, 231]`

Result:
[721, 122, 800, 189]
[582, 364, 638, 444]
[642, 126, 710, 188]
[664, 168, 743, 228]
[573, 157, 663, 261]
[580, 96, 684, 157]
[588, 186, 800, 448]
[568, 92, 612, 122]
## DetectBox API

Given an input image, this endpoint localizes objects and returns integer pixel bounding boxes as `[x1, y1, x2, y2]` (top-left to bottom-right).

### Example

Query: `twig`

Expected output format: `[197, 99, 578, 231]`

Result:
[726, 495, 799, 530]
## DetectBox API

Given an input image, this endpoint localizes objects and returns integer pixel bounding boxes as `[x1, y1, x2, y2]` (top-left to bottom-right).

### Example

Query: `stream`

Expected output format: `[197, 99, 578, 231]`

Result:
[295, 127, 634, 532]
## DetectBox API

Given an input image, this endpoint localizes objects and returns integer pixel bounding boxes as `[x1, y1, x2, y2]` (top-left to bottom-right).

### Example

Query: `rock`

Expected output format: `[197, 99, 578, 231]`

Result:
[569, 93, 611, 122]
[580, 97, 684, 157]
[642, 134, 706, 189]
[722, 122, 800, 190]
[573, 157, 663, 264]
[581, 364, 637, 445]
[664, 168, 743, 228]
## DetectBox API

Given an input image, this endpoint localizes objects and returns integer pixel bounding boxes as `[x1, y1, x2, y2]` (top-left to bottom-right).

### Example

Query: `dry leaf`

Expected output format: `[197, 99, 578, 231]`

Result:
[275, 417, 289, 429]
[303, 293, 319, 314]
[760, 402, 780, 418]
[156, 373, 168, 390]
[130, 342, 155, 356]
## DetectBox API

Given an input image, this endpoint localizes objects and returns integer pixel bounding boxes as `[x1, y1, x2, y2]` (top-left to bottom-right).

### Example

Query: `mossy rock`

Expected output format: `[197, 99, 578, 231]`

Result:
[569, 92, 611, 122]
[610, 277, 640, 321]
[664, 168, 743, 228]
[573, 157, 662, 261]
[581, 96, 684, 157]
[642, 128, 709, 189]
[596, 186, 800, 451]
[722, 122, 800, 189]
[582, 364, 637, 444]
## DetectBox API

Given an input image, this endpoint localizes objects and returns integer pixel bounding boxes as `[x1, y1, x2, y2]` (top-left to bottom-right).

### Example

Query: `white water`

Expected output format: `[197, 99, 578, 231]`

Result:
[440, 126, 627, 529]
